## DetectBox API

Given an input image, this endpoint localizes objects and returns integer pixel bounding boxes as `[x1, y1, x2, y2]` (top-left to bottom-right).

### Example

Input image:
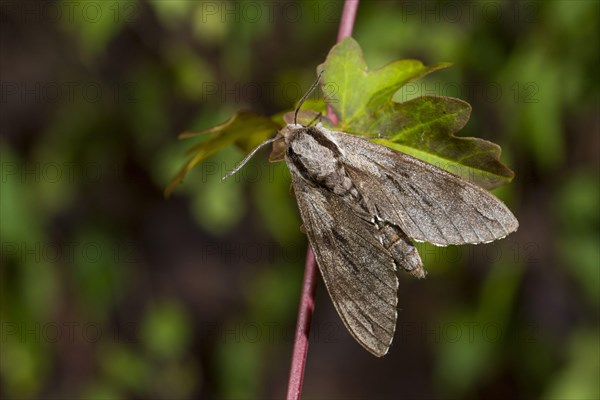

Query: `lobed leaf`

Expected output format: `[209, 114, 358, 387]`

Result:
[165, 112, 279, 196]
[364, 96, 513, 189]
[317, 37, 514, 189]
[317, 37, 450, 131]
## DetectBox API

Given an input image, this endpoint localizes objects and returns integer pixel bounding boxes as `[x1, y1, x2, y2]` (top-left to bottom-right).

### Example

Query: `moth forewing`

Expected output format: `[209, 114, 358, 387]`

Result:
[323, 127, 519, 246]
[288, 169, 399, 357]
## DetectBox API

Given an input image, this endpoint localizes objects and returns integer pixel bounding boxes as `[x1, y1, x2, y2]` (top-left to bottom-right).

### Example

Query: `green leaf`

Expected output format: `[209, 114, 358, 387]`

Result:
[317, 37, 450, 130]
[317, 37, 514, 189]
[370, 97, 514, 190]
[165, 111, 279, 196]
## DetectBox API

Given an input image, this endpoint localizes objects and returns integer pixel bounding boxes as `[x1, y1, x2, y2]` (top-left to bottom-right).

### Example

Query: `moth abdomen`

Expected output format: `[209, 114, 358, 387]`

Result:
[375, 219, 425, 279]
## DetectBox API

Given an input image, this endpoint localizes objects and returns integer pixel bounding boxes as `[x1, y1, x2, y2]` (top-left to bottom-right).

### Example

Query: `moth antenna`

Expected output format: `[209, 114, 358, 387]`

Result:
[222, 138, 276, 181]
[294, 70, 324, 125]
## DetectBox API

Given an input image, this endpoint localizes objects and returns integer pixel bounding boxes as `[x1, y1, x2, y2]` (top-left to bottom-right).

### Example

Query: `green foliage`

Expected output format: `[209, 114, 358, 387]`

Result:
[543, 330, 600, 400]
[165, 112, 280, 196]
[435, 260, 523, 397]
[59, 0, 129, 61]
[555, 172, 600, 305]
[99, 345, 150, 392]
[141, 300, 192, 360]
[318, 38, 448, 125]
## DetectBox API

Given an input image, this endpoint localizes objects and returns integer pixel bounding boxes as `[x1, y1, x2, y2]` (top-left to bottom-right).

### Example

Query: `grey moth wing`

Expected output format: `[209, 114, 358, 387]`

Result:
[328, 129, 519, 246]
[290, 171, 399, 357]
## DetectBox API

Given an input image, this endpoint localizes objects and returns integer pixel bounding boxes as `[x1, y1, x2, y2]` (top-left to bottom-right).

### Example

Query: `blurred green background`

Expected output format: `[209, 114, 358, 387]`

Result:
[1, 0, 598, 399]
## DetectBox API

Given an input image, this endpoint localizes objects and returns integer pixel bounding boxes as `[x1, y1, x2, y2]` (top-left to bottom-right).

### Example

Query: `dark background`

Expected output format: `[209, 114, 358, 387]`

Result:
[1, 0, 598, 399]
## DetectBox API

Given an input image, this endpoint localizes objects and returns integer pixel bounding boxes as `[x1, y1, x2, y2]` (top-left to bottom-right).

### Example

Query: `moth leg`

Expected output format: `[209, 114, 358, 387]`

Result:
[376, 219, 425, 279]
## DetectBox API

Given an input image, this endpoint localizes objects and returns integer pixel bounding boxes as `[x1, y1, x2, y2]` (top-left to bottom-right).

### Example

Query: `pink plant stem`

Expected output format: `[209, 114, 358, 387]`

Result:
[337, 0, 360, 42]
[286, 1, 359, 399]
[285, 246, 318, 400]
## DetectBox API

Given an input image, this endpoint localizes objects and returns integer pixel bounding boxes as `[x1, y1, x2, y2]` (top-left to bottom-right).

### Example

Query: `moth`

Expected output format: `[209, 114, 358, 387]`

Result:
[225, 73, 519, 356]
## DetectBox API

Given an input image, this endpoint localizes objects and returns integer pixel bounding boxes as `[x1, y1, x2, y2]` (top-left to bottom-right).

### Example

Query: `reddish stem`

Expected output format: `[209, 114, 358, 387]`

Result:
[285, 247, 318, 400]
[337, 0, 360, 42]
[286, 1, 359, 399]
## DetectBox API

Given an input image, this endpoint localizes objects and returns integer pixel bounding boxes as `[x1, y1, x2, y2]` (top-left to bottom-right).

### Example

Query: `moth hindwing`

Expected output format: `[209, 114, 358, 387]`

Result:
[273, 122, 518, 357]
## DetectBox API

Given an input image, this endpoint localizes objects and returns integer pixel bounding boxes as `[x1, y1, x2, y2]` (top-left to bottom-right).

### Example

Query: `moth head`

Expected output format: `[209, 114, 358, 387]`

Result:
[225, 72, 324, 177]
[270, 71, 324, 162]
[225, 122, 310, 180]
[268, 124, 303, 162]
